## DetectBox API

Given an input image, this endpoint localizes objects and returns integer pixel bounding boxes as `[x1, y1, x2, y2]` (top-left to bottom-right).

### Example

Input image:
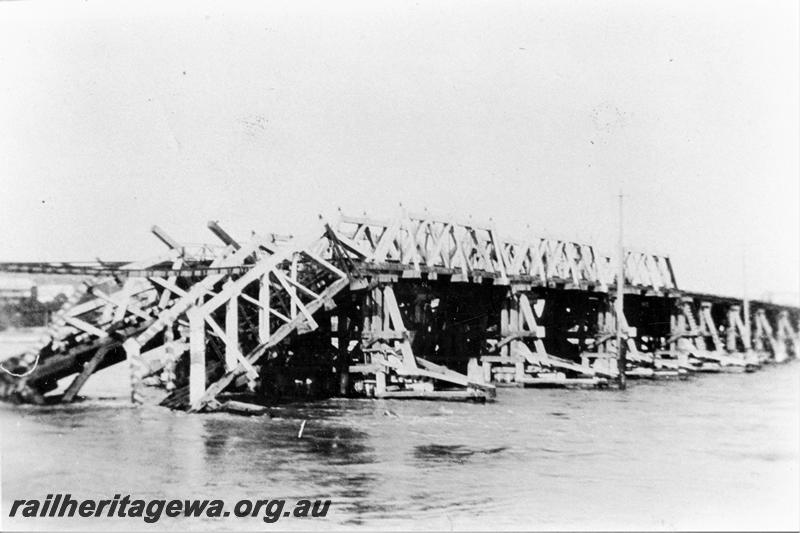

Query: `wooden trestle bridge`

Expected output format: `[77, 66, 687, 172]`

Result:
[1, 210, 798, 412]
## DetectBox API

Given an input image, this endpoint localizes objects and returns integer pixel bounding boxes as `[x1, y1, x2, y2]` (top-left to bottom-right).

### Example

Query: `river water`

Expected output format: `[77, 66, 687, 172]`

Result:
[1, 362, 798, 531]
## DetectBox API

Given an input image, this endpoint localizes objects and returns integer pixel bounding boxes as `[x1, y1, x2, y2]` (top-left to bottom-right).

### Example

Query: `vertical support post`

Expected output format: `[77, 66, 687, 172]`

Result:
[726, 305, 740, 352]
[337, 307, 349, 395]
[500, 300, 510, 358]
[597, 306, 608, 365]
[162, 326, 176, 391]
[375, 368, 386, 396]
[776, 311, 789, 360]
[374, 284, 387, 396]
[188, 309, 206, 409]
[669, 314, 677, 354]
[753, 310, 765, 352]
[382, 285, 392, 333]
[742, 251, 750, 350]
[796, 316, 800, 354]
[289, 254, 298, 320]
[258, 274, 270, 344]
[125, 341, 145, 405]
[467, 357, 481, 383]
[510, 294, 522, 379]
[616, 190, 626, 389]
[795, 315, 800, 359]
[362, 288, 372, 334]
[225, 293, 239, 370]
[509, 297, 519, 336]
[514, 360, 525, 382]
[741, 302, 751, 351]
[373, 285, 384, 334]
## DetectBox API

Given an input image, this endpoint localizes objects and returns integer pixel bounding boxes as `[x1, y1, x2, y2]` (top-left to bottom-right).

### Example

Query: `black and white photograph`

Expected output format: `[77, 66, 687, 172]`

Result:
[0, 0, 798, 531]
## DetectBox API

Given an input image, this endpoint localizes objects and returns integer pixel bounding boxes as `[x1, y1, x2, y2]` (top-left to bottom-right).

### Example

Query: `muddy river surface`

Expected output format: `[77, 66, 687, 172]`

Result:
[1, 361, 798, 530]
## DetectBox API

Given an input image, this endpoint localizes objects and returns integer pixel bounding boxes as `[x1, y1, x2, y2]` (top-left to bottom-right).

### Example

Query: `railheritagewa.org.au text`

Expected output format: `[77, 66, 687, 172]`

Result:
[7, 494, 331, 523]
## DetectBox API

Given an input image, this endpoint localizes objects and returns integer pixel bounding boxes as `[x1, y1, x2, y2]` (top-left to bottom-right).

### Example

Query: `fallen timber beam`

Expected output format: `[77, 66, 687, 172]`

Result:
[0, 246, 189, 404]
[23, 330, 141, 386]
[372, 390, 488, 401]
[1, 228, 243, 406]
[516, 376, 604, 388]
[415, 357, 494, 393]
[61, 344, 113, 403]
[3, 322, 153, 403]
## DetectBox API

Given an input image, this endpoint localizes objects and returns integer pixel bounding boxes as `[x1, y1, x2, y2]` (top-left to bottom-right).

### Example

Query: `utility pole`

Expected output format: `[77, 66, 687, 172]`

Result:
[616, 190, 627, 390]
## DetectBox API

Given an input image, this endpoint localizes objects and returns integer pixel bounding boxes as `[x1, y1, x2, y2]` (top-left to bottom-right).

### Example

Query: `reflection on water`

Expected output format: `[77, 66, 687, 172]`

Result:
[1, 363, 798, 531]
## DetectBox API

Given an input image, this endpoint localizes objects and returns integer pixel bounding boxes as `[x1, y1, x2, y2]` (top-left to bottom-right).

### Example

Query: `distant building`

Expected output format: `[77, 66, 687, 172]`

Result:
[36, 284, 76, 303]
[0, 277, 35, 302]
[0, 278, 76, 305]
[0, 278, 77, 330]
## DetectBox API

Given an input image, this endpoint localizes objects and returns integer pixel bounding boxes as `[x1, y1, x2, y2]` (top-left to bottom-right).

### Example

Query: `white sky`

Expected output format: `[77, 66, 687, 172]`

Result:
[0, 0, 798, 303]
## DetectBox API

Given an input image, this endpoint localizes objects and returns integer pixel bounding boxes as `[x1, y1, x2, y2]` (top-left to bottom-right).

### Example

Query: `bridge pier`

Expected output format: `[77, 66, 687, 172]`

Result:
[753, 308, 787, 363]
[481, 287, 610, 387]
[615, 292, 687, 377]
[722, 303, 759, 368]
[347, 277, 495, 400]
[775, 310, 799, 360]
[668, 298, 740, 372]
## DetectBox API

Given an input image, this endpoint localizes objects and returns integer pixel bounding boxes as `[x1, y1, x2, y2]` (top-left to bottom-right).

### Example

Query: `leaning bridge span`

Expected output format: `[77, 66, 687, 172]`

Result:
[1, 209, 797, 412]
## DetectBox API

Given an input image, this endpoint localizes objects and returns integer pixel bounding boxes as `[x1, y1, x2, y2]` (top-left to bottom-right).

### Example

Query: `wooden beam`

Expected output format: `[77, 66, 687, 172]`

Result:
[62, 345, 112, 403]
[188, 310, 206, 409]
[225, 292, 239, 370]
[151, 225, 181, 250]
[204, 314, 258, 380]
[207, 221, 241, 250]
[273, 270, 318, 329]
[258, 274, 271, 344]
[63, 316, 109, 339]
